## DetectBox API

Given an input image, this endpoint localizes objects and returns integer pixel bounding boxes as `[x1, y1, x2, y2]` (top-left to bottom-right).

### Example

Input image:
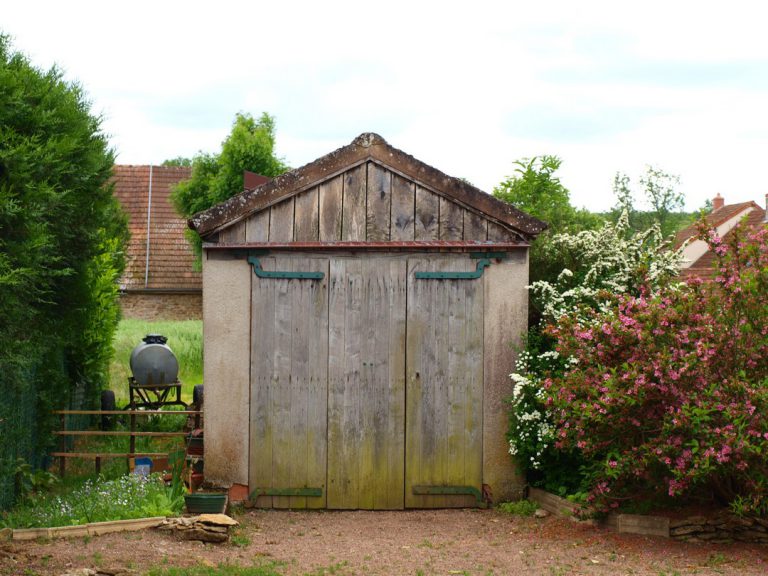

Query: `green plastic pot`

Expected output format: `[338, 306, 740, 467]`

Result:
[184, 492, 227, 514]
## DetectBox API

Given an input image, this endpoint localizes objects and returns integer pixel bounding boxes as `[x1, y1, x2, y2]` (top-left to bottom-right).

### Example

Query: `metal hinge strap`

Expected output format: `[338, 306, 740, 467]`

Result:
[412, 485, 488, 507]
[414, 252, 506, 280]
[250, 487, 323, 498]
[247, 256, 325, 280]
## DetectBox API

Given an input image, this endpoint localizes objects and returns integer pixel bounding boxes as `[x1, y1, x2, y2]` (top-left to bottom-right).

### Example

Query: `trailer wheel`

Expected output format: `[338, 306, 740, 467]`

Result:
[193, 385, 204, 407]
[100, 390, 116, 430]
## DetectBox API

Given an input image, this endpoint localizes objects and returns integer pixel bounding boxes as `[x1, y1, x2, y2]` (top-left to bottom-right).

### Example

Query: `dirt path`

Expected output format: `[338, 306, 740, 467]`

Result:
[3, 508, 768, 575]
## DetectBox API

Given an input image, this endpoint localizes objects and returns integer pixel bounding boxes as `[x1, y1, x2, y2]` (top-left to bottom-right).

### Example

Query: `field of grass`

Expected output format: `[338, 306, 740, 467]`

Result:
[109, 319, 203, 406]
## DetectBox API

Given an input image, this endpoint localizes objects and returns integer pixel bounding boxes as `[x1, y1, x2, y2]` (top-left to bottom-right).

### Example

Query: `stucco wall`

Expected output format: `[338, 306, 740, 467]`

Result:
[120, 292, 202, 320]
[483, 252, 528, 503]
[202, 252, 251, 487]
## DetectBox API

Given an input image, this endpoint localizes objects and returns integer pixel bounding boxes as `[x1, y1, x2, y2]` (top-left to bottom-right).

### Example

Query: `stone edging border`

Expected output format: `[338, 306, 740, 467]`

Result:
[9, 516, 166, 541]
[528, 487, 768, 543]
[529, 487, 670, 538]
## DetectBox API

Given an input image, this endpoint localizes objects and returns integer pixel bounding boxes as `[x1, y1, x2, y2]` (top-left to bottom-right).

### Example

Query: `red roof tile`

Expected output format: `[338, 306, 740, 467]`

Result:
[113, 165, 201, 292]
[678, 202, 766, 280]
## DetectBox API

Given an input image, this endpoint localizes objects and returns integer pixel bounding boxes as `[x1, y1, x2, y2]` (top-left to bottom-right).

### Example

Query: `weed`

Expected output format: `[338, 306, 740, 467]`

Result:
[303, 561, 350, 575]
[703, 552, 728, 568]
[497, 500, 538, 516]
[2, 474, 184, 529]
[230, 531, 252, 548]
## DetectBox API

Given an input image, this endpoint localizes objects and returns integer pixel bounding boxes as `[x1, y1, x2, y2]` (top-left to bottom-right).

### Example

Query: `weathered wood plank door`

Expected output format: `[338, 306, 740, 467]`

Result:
[327, 257, 407, 509]
[249, 256, 329, 509]
[405, 257, 484, 508]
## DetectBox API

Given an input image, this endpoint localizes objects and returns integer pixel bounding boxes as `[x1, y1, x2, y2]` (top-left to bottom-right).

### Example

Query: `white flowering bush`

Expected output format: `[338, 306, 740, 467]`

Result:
[507, 212, 684, 490]
[529, 212, 683, 323]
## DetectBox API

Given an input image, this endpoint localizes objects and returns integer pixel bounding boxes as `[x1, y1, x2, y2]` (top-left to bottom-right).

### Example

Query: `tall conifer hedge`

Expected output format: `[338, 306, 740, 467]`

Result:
[0, 35, 128, 508]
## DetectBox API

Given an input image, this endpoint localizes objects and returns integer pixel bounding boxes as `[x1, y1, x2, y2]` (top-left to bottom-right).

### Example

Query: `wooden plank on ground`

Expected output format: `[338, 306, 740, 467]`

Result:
[342, 165, 366, 241]
[391, 174, 415, 240]
[414, 186, 439, 240]
[319, 175, 343, 241]
[294, 187, 320, 241]
[366, 163, 391, 241]
[269, 198, 295, 242]
[528, 487, 579, 517]
[439, 198, 463, 240]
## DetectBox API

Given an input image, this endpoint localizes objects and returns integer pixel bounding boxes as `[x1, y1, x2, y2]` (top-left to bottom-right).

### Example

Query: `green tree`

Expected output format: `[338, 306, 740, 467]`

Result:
[611, 165, 688, 238]
[0, 34, 128, 507]
[161, 156, 192, 167]
[493, 156, 602, 325]
[172, 112, 289, 265]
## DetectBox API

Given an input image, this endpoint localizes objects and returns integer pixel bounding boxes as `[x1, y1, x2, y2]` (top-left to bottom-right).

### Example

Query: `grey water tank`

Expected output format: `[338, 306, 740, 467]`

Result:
[130, 334, 179, 386]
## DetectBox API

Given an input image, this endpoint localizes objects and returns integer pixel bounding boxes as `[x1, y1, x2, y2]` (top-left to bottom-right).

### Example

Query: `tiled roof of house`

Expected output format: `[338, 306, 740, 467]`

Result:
[676, 199, 766, 279]
[113, 165, 201, 292]
[674, 201, 761, 247]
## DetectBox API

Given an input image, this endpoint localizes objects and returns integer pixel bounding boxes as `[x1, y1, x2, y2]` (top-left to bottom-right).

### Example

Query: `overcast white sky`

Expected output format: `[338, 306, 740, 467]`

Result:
[5, 1, 768, 212]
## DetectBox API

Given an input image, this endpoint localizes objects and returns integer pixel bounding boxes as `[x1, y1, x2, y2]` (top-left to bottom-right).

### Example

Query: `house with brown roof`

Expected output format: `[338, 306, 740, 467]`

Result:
[113, 165, 202, 320]
[676, 193, 767, 279]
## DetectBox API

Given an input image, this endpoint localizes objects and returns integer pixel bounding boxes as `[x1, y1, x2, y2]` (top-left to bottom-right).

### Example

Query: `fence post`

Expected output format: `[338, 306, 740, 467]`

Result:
[128, 412, 137, 474]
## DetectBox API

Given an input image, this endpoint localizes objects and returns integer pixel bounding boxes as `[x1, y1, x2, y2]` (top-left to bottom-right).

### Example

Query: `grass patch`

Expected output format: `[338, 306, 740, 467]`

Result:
[1, 473, 185, 528]
[110, 319, 203, 405]
[498, 499, 539, 517]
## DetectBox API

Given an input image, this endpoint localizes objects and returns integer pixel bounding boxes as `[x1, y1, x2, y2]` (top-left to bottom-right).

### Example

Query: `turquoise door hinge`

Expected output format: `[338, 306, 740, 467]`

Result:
[247, 256, 324, 280]
[414, 252, 506, 280]
[412, 485, 488, 508]
[250, 487, 323, 499]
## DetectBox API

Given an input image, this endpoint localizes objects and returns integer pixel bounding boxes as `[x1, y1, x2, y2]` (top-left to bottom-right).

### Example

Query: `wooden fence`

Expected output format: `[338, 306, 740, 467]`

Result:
[52, 410, 201, 476]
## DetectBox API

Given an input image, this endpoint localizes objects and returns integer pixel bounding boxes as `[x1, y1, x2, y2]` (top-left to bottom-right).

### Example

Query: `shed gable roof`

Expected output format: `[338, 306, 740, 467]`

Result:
[189, 133, 546, 241]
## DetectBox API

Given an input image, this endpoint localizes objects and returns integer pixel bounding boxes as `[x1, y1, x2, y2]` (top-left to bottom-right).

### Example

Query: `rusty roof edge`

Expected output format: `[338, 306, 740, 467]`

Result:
[202, 240, 530, 251]
[189, 132, 547, 239]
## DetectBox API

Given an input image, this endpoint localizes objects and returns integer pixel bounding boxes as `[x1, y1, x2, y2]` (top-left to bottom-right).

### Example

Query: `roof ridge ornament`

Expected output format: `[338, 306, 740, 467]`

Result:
[353, 132, 384, 148]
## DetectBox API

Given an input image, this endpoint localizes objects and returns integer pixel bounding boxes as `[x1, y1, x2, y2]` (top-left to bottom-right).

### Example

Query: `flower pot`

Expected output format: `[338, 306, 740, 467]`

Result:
[184, 492, 227, 514]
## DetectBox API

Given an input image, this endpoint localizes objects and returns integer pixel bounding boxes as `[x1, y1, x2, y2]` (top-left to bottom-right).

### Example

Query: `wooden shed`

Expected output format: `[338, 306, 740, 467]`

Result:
[190, 133, 545, 509]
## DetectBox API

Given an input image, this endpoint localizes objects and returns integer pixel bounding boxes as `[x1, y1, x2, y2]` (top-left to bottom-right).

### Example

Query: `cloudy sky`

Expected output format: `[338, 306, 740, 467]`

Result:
[5, 1, 768, 212]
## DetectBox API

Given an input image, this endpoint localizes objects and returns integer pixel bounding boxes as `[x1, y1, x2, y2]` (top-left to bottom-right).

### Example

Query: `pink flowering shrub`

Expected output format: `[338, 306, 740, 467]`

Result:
[546, 224, 768, 514]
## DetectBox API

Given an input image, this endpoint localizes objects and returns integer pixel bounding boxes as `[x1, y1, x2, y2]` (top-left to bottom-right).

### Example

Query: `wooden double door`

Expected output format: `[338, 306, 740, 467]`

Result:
[249, 254, 483, 509]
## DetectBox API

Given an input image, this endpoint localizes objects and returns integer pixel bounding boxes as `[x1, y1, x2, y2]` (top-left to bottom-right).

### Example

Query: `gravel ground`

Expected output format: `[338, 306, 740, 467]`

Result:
[3, 508, 768, 575]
